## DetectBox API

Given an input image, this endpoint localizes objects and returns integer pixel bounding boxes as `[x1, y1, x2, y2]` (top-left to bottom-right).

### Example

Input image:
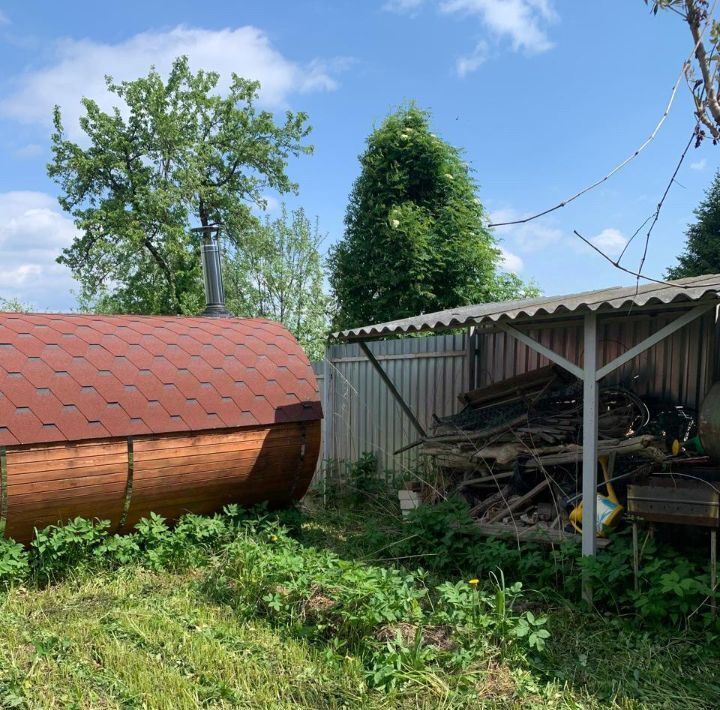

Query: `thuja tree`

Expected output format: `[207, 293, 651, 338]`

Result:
[328, 104, 535, 330]
[224, 206, 330, 360]
[667, 169, 720, 278]
[48, 56, 312, 315]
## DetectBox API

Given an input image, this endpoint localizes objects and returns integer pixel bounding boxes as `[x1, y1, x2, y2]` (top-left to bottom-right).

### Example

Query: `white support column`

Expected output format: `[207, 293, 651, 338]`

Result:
[322, 355, 334, 465]
[582, 312, 599, 569]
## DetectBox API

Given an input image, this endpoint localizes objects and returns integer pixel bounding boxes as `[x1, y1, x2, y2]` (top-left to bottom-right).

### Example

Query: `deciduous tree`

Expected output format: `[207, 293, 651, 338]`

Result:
[647, 0, 720, 144]
[48, 56, 312, 314]
[224, 206, 330, 360]
[0, 297, 30, 313]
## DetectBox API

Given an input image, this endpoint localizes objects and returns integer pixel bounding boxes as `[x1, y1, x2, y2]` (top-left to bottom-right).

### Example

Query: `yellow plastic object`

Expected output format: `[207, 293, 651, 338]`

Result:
[569, 456, 623, 537]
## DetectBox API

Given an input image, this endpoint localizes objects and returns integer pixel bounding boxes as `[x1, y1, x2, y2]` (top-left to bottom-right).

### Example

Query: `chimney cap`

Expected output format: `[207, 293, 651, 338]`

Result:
[191, 224, 224, 236]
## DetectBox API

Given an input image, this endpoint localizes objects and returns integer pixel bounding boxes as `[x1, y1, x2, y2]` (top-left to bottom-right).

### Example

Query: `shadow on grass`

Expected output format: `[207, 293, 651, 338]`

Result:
[291, 493, 720, 709]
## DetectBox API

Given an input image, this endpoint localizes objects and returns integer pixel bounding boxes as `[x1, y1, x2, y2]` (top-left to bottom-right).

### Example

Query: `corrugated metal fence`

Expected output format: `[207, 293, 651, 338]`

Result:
[313, 311, 717, 475]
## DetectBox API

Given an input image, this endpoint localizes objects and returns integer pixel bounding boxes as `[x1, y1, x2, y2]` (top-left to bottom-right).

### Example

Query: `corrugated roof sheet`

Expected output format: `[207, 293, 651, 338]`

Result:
[333, 274, 720, 341]
[0, 313, 321, 447]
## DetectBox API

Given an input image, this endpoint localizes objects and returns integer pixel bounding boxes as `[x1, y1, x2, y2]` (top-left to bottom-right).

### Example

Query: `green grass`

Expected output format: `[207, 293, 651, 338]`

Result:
[0, 568, 371, 709]
[0, 496, 719, 708]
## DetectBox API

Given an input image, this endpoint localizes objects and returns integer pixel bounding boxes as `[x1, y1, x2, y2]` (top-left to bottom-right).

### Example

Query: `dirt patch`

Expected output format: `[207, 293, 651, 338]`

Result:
[301, 585, 336, 619]
[474, 661, 517, 700]
[376, 622, 456, 651]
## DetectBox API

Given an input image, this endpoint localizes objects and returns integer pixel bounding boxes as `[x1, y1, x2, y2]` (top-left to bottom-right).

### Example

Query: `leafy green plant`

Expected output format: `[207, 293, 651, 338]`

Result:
[400, 497, 483, 574]
[513, 611, 550, 651]
[0, 538, 29, 586]
[396, 495, 717, 628]
[30, 517, 110, 582]
[328, 103, 537, 331]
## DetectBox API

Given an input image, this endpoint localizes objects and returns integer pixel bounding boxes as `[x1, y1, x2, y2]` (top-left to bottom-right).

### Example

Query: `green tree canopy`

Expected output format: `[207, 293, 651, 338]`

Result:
[0, 297, 30, 313]
[328, 104, 536, 330]
[48, 56, 312, 315]
[224, 206, 330, 360]
[667, 169, 720, 279]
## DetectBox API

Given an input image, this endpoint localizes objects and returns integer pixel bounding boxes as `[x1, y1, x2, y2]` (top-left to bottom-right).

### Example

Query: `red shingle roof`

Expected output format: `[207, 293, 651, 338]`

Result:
[0, 313, 321, 447]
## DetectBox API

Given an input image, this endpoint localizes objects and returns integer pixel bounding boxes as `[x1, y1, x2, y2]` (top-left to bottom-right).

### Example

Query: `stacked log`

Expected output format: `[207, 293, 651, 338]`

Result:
[416, 366, 665, 538]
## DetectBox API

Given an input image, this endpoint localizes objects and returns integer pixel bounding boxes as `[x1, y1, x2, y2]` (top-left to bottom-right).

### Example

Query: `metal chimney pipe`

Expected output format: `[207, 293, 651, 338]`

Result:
[191, 225, 232, 318]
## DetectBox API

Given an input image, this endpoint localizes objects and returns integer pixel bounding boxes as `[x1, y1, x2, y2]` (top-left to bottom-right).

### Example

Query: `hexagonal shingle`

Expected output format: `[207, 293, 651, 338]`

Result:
[0, 312, 319, 445]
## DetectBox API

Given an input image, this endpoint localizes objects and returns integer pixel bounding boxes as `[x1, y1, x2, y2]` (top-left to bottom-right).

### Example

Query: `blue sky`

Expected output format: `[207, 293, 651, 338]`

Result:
[0, 0, 716, 311]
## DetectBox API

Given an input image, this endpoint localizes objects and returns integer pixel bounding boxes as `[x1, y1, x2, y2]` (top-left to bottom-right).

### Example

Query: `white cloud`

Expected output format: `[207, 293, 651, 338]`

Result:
[1, 26, 343, 139]
[499, 247, 523, 273]
[456, 41, 489, 77]
[690, 158, 707, 171]
[488, 208, 563, 251]
[441, 0, 556, 55]
[383, 0, 426, 13]
[0, 192, 78, 309]
[14, 143, 44, 159]
[588, 227, 627, 259]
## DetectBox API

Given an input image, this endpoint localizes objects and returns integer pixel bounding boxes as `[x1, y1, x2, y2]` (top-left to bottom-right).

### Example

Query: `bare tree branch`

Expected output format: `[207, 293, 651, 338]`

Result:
[488, 0, 717, 229]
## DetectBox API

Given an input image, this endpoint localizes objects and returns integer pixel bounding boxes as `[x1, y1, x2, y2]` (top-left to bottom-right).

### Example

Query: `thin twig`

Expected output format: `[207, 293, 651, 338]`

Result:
[617, 213, 655, 263]
[572, 230, 683, 288]
[488, 0, 717, 230]
[635, 126, 698, 290]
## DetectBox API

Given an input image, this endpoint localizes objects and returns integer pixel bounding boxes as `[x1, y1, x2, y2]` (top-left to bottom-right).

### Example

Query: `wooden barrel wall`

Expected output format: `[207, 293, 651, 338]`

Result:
[0, 313, 322, 543]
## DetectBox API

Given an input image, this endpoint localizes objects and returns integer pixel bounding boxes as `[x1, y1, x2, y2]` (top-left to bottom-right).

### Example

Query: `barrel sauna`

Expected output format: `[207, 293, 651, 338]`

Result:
[0, 312, 322, 542]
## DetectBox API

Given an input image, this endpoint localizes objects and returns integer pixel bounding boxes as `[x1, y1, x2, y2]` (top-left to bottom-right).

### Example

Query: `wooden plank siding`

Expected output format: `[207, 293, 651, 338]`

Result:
[1, 420, 321, 543]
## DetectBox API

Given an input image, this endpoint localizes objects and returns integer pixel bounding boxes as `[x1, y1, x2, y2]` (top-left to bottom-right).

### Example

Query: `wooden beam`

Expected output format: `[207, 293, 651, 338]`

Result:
[497, 323, 584, 380]
[358, 341, 427, 438]
[595, 302, 715, 381]
[486, 478, 550, 524]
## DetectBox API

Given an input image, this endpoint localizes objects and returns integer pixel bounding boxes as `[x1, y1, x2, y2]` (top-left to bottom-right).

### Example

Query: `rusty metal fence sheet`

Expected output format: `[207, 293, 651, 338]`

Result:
[474, 312, 715, 409]
[313, 312, 716, 477]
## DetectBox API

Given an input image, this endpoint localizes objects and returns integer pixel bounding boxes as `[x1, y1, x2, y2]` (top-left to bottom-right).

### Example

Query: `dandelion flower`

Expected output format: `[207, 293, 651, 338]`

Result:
[469, 578, 479, 587]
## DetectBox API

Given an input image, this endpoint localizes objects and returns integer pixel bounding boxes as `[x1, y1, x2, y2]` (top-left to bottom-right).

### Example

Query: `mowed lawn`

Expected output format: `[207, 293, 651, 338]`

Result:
[0, 568, 371, 709]
[0, 504, 719, 709]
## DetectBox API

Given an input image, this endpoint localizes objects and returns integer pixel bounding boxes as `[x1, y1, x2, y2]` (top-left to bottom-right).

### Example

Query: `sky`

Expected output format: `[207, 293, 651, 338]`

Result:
[0, 0, 717, 312]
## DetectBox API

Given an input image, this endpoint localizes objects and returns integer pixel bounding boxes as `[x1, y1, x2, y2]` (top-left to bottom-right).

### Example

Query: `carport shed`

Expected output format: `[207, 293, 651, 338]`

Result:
[332, 274, 720, 575]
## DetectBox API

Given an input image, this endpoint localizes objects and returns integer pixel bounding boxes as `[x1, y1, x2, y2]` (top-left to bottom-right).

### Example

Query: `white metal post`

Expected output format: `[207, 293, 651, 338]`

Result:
[582, 312, 599, 565]
[322, 356, 332, 462]
[322, 355, 334, 504]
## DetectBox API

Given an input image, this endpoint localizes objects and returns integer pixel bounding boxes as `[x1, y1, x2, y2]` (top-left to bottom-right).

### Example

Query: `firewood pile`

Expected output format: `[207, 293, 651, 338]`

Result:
[418, 365, 668, 541]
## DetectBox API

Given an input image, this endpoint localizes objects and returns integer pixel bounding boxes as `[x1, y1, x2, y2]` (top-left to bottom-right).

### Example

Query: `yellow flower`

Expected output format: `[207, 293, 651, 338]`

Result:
[468, 578, 479, 587]
[270, 535, 278, 542]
